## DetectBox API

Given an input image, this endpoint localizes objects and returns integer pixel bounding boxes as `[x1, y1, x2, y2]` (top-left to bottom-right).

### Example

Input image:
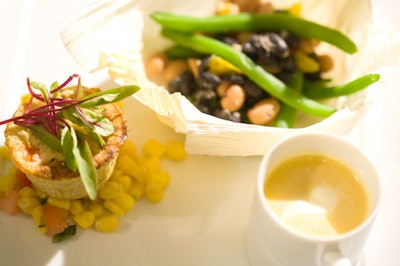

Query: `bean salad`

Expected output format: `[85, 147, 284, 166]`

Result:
[146, 0, 379, 128]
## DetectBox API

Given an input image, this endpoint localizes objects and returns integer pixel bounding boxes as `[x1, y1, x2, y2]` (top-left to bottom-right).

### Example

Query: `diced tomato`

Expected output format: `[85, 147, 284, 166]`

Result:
[15, 169, 32, 188]
[42, 204, 68, 236]
[0, 190, 21, 215]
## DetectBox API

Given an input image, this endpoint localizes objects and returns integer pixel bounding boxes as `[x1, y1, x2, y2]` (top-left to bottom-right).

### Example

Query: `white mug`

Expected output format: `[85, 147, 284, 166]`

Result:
[245, 133, 380, 266]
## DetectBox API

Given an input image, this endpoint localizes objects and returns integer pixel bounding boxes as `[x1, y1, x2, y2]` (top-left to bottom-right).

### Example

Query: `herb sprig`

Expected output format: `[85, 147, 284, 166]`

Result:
[0, 74, 139, 199]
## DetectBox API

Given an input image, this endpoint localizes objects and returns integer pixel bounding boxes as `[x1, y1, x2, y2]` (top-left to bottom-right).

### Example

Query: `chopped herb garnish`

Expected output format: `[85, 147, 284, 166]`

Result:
[0, 74, 139, 200]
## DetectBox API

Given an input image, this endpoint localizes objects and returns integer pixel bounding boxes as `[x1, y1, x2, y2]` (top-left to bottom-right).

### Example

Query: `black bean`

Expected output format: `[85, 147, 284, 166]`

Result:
[199, 57, 211, 72]
[197, 71, 221, 91]
[220, 74, 246, 85]
[213, 109, 242, 123]
[193, 89, 218, 114]
[194, 89, 217, 103]
[241, 42, 258, 60]
[280, 30, 299, 49]
[258, 33, 289, 58]
[167, 70, 195, 96]
[242, 79, 266, 99]
[215, 34, 238, 46]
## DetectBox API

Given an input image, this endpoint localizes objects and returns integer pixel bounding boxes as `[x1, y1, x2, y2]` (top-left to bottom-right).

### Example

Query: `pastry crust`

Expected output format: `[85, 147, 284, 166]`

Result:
[4, 86, 128, 199]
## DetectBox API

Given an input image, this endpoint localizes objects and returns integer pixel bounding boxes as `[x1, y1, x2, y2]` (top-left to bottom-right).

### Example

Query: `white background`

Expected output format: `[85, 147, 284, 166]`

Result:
[0, 0, 399, 265]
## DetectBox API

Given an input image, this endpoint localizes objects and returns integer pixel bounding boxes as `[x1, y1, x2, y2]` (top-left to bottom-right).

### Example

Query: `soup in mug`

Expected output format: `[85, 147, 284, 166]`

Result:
[264, 154, 369, 237]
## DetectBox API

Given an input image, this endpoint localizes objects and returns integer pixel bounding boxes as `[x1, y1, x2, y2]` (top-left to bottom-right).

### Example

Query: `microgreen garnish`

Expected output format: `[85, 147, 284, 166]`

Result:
[0, 74, 139, 200]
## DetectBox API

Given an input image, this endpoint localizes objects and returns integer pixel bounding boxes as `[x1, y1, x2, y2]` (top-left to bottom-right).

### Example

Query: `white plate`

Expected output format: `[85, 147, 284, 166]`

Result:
[1, 0, 400, 265]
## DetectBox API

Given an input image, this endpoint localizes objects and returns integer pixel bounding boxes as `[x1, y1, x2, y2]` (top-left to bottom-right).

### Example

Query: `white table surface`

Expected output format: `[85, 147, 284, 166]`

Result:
[0, 1, 399, 265]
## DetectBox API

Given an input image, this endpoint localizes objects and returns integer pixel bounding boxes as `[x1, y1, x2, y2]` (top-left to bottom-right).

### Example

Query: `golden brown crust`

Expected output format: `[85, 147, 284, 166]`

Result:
[4, 86, 128, 199]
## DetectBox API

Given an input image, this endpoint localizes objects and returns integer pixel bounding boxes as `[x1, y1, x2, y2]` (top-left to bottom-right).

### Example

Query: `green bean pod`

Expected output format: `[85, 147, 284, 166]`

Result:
[274, 70, 304, 128]
[164, 45, 206, 60]
[304, 74, 380, 99]
[161, 29, 336, 118]
[151, 12, 357, 54]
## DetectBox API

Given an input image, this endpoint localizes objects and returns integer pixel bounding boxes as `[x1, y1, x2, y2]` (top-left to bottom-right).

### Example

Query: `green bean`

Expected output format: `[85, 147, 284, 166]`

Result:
[161, 29, 336, 118]
[151, 12, 357, 54]
[274, 70, 304, 128]
[304, 74, 380, 99]
[164, 45, 206, 60]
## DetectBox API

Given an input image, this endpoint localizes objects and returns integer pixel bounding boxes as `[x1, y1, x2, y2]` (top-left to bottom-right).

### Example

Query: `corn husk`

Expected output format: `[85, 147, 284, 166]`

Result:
[59, 0, 400, 155]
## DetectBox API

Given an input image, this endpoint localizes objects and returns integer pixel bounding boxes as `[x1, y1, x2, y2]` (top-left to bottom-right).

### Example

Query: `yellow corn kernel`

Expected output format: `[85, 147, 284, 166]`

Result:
[132, 164, 150, 185]
[110, 169, 123, 181]
[113, 193, 135, 212]
[128, 180, 144, 200]
[145, 187, 164, 203]
[294, 51, 320, 73]
[0, 174, 17, 196]
[47, 197, 71, 210]
[94, 215, 119, 233]
[89, 203, 105, 218]
[98, 181, 123, 200]
[18, 196, 41, 215]
[73, 211, 96, 229]
[70, 200, 85, 215]
[165, 140, 186, 161]
[142, 138, 165, 158]
[114, 175, 132, 192]
[19, 186, 38, 198]
[116, 155, 139, 175]
[132, 154, 145, 167]
[0, 146, 10, 160]
[146, 157, 161, 172]
[133, 157, 160, 184]
[119, 140, 137, 158]
[31, 206, 46, 234]
[104, 200, 125, 216]
[148, 171, 171, 190]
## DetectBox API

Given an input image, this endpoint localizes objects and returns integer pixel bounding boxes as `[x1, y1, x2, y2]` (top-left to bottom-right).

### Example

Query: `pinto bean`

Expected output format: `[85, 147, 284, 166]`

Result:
[146, 53, 167, 75]
[216, 80, 231, 97]
[220, 84, 246, 112]
[318, 54, 334, 72]
[247, 98, 280, 125]
[163, 60, 189, 82]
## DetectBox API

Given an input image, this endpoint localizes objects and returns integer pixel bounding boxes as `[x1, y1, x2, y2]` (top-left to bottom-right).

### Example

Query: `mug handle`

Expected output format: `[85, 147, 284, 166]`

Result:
[322, 252, 352, 266]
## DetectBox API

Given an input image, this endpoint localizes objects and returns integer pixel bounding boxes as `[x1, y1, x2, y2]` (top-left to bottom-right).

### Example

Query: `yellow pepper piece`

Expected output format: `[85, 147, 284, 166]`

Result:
[289, 3, 302, 17]
[18, 196, 41, 215]
[294, 51, 320, 73]
[19, 186, 39, 198]
[208, 55, 242, 75]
